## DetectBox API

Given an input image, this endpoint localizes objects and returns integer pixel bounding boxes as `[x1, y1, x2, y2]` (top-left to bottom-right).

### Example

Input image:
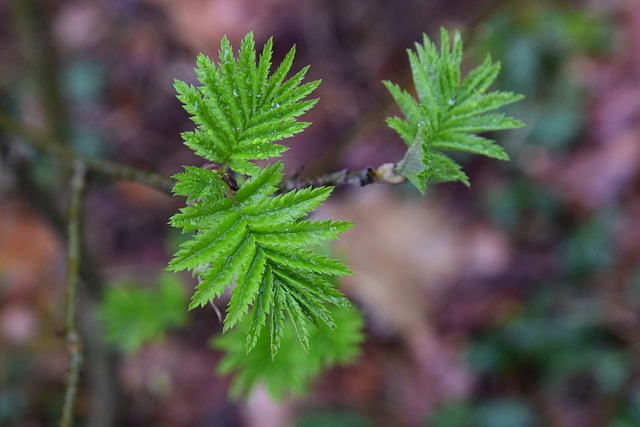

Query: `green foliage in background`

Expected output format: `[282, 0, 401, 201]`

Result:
[296, 410, 371, 427]
[476, 7, 613, 154]
[99, 274, 188, 353]
[429, 398, 536, 427]
[435, 8, 638, 426]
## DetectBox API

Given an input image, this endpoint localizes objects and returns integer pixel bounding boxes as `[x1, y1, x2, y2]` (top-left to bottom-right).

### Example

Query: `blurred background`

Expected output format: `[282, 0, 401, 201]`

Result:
[1, 0, 640, 426]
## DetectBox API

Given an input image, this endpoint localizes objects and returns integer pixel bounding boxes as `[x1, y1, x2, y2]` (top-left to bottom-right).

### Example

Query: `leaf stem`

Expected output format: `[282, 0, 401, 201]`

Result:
[60, 160, 87, 427]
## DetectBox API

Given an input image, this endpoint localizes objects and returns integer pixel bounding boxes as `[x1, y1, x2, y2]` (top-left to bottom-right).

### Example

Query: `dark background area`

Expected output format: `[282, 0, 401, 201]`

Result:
[2, 0, 640, 426]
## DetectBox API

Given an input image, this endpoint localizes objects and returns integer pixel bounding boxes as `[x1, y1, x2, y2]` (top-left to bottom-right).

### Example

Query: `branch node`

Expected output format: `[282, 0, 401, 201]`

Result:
[371, 163, 406, 185]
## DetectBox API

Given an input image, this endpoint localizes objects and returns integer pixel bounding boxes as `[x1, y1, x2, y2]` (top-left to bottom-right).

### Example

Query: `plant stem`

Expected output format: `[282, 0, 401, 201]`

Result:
[7, 141, 122, 427]
[1, 113, 406, 195]
[281, 162, 405, 191]
[60, 161, 87, 427]
[0, 113, 175, 194]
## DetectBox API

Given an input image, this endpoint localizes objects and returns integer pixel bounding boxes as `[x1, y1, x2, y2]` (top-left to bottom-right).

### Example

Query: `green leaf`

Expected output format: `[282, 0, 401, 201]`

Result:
[175, 33, 320, 173]
[99, 274, 188, 353]
[168, 161, 353, 357]
[387, 28, 524, 192]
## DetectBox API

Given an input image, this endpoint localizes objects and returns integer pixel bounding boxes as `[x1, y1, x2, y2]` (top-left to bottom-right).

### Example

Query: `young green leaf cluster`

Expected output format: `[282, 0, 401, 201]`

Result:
[169, 29, 524, 399]
[386, 28, 524, 193]
[174, 33, 319, 177]
[169, 162, 353, 356]
[169, 33, 354, 358]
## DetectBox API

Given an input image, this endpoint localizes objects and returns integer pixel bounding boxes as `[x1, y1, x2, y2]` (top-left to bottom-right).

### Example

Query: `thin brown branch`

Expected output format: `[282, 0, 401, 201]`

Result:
[60, 160, 87, 427]
[0, 114, 175, 194]
[281, 162, 406, 191]
[1, 113, 408, 196]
